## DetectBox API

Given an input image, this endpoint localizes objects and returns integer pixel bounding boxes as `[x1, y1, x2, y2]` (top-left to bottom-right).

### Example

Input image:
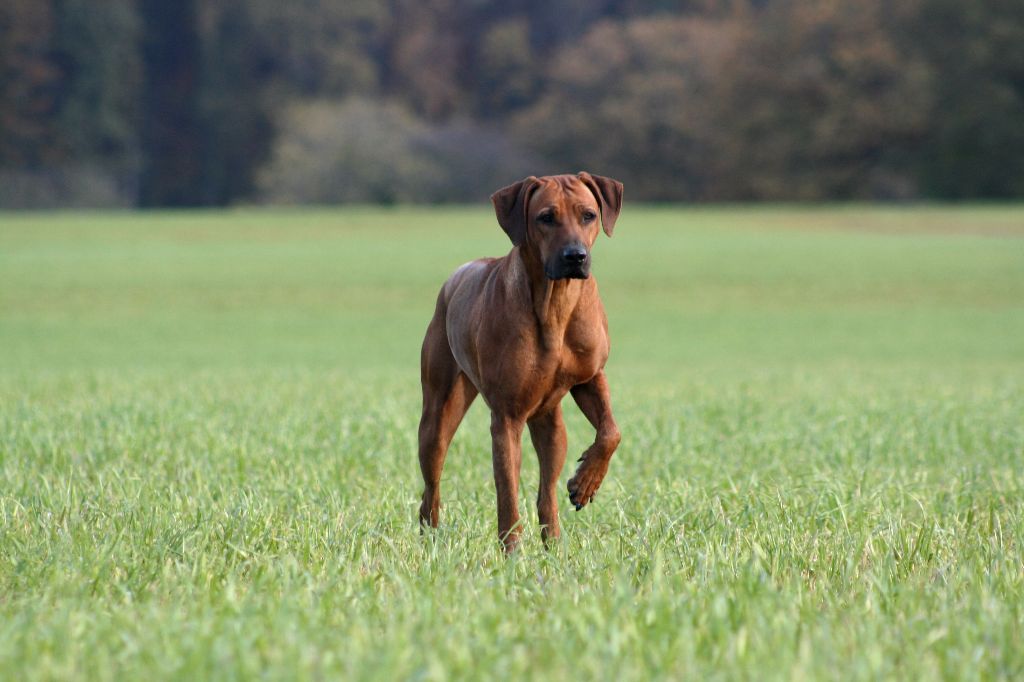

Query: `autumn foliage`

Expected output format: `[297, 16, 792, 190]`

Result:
[1, 0, 1021, 206]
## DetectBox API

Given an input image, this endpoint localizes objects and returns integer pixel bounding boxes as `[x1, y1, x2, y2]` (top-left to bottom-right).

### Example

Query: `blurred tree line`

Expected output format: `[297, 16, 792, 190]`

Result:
[1, 0, 1022, 207]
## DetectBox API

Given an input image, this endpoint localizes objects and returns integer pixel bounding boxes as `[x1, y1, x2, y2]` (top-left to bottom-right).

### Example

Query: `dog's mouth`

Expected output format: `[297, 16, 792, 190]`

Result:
[545, 265, 591, 280]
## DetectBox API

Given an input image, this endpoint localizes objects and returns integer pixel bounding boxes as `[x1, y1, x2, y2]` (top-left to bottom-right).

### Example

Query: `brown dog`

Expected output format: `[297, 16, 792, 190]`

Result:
[417, 172, 623, 551]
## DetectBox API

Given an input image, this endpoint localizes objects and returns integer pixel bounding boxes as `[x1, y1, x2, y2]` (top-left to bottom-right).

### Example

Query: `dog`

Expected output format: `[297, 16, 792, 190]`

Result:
[417, 172, 623, 552]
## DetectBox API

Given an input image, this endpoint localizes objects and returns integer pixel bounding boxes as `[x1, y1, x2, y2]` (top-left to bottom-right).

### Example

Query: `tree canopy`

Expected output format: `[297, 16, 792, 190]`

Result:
[1, 0, 1021, 206]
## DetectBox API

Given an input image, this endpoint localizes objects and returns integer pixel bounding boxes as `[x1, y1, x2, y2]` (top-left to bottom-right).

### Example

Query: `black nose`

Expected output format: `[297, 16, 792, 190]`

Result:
[561, 246, 588, 265]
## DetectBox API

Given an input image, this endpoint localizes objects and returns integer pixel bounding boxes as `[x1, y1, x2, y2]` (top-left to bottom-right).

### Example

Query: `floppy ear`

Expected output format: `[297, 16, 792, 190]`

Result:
[490, 176, 538, 246]
[577, 172, 624, 237]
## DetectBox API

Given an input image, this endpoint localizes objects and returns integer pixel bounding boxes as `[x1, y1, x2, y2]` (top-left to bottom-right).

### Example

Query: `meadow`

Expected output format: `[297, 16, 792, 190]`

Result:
[1, 205, 1022, 680]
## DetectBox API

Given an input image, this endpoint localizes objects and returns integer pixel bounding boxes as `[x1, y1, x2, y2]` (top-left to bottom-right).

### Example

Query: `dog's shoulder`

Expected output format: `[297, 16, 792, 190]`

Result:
[442, 258, 506, 308]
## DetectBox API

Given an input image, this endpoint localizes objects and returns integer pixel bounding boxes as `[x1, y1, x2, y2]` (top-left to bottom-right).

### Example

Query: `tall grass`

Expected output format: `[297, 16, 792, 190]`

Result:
[1, 206, 1022, 679]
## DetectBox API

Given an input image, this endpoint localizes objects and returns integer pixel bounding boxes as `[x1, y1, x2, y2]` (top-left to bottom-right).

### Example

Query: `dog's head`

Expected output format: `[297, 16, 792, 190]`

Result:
[491, 172, 623, 280]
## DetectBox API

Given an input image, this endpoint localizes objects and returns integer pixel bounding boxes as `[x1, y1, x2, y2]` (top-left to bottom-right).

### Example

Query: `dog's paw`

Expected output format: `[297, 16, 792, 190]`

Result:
[567, 456, 609, 510]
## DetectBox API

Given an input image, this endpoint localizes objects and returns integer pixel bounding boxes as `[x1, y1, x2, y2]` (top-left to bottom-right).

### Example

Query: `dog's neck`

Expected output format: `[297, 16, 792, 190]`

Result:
[516, 246, 584, 350]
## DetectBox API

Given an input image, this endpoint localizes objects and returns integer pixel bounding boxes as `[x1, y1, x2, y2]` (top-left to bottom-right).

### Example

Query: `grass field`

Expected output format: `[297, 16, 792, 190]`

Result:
[1, 205, 1023, 680]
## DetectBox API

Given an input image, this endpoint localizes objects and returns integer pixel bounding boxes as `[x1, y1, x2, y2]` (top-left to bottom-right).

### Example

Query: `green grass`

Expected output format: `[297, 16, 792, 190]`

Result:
[1, 205, 1023, 680]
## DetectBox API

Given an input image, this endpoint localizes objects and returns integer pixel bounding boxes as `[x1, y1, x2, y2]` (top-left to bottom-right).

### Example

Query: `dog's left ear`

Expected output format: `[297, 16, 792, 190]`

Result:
[577, 172, 623, 237]
[491, 176, 539, 246]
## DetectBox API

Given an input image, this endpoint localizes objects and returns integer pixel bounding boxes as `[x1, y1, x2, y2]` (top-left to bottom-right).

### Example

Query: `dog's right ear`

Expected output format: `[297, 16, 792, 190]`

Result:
[491, 176, 539, 246]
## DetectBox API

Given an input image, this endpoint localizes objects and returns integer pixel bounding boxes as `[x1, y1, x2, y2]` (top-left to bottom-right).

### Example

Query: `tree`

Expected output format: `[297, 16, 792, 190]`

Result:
[258, 97, 541, 204]
[514, 16, 745, 200]
[137, 0, 205, 206]
[0, 0, 63, 167]
[475, 18, 537, 116]
[194, 1, 274, 205]
[53, 0, 142, 196]
[909, 0, 1024, 198]
[717, 0, 931, 199]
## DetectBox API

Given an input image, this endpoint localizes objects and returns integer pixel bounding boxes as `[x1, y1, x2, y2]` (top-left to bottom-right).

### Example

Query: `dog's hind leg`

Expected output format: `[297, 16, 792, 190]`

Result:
[528, 406, 567, 546]
[490, 413, 526, 553]
[418, 306, 477, 529]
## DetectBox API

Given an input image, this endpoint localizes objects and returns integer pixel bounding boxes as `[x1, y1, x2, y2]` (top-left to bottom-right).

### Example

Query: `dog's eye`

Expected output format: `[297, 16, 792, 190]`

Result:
[537, 213, 555, 225]
[581, 211, 597, 223]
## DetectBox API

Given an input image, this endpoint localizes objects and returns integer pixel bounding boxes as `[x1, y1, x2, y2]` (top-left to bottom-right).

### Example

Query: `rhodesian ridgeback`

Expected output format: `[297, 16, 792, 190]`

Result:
[418, 172, 623, 552]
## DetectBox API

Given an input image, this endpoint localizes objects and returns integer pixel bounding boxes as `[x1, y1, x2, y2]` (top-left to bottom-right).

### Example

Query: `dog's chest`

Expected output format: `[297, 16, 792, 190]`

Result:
[467, 318, 606, 416]
[549, 325, 607, 385]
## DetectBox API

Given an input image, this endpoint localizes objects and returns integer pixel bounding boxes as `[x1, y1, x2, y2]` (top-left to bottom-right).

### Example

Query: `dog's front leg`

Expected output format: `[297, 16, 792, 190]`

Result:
[567, 371, 621, 510]
[490, 413, 525, 552]
[528, 407, 568, 546]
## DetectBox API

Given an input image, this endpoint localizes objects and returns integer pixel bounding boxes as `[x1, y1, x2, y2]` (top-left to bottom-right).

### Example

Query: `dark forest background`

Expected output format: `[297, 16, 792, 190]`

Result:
[2, 0, 1022, 208]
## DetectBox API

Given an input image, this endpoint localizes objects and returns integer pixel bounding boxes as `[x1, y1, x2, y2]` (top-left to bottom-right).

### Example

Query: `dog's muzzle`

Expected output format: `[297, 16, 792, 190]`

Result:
[546, 244, 590, 280]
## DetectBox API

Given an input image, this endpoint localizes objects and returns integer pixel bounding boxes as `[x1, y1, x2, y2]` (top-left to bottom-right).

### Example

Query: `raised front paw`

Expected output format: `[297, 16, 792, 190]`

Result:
[567, 455, 609, 511]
